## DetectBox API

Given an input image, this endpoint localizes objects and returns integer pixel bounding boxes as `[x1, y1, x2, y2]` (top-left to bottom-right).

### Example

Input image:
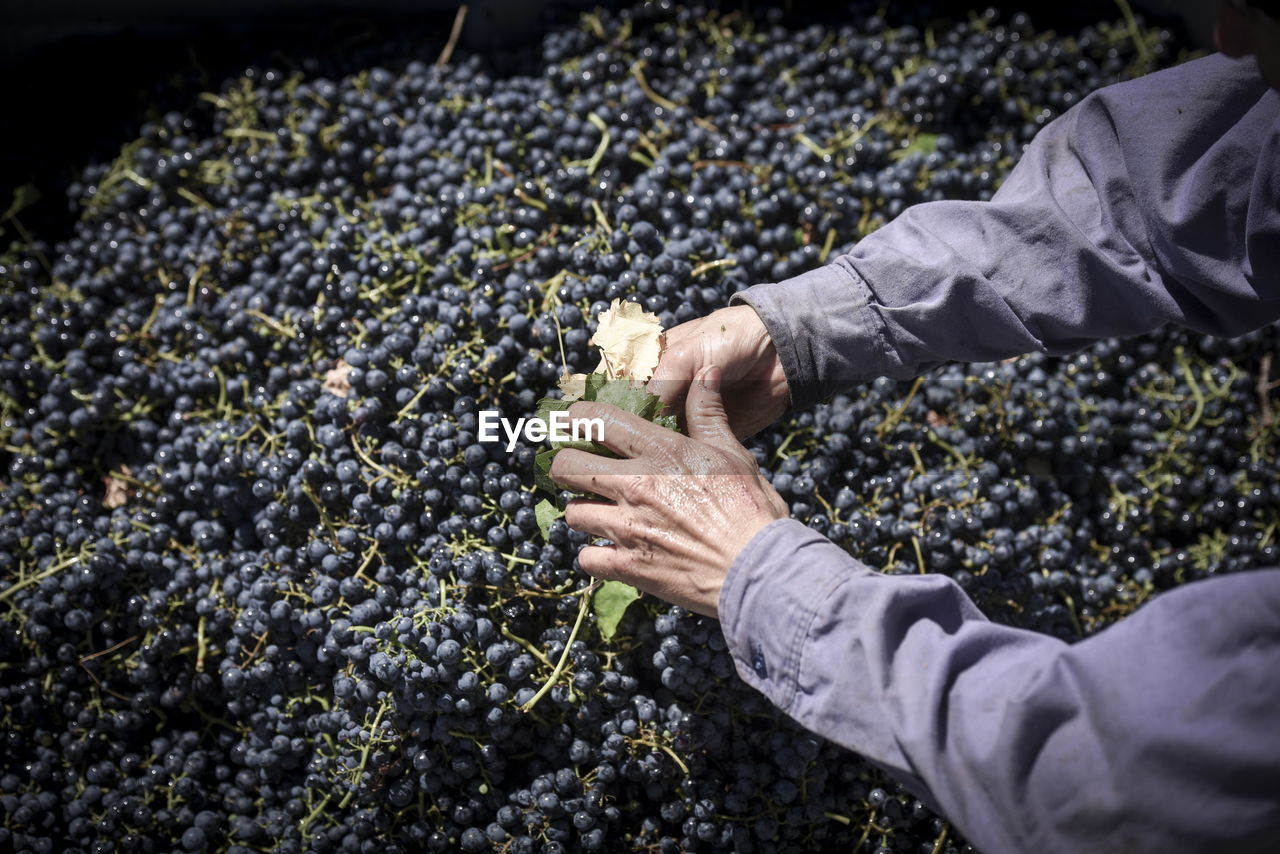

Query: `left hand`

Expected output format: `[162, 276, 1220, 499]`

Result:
[549, 365, 789, 618]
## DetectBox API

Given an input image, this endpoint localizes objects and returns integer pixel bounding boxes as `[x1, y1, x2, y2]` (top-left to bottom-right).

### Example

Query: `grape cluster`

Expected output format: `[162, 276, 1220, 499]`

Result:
[3, 2, 1271, 853]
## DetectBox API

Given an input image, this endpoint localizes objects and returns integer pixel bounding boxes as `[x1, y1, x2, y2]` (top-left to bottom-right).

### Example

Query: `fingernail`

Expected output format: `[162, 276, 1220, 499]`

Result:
[700, 365, 721, 393]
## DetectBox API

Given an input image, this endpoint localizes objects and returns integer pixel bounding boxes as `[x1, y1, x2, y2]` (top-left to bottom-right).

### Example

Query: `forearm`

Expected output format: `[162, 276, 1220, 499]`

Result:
[720, 520, 1280, 853]
[734, 54, 1280, 408]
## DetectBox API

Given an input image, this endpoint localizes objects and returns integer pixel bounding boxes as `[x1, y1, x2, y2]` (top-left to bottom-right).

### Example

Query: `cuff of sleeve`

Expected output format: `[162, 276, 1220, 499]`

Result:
[730, 262, 890, 409]
[718, 518, 873, 714]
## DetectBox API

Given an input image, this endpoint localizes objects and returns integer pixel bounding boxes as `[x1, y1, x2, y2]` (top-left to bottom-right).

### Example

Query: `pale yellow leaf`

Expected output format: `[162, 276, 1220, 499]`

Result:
[324, 359, 352, 398]
[104, 466, 134, 509]
[589, 299, 664, 382]
[558, 371, 589, 401]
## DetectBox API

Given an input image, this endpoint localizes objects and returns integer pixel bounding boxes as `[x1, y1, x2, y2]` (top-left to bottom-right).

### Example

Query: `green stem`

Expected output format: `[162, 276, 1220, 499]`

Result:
[339, 701, 387, 809]
[585, 113, 611, 176]
[1174, 346, 1205, 433]
[1113, 0, 1151, 65]
[0, 554, 81, 604]
[501, 625, 552, 668]
[878, 376, 925, 437]
[930, 825, 950, 854]
[520, 583, 598, 712]
[299, 793, 331, 838]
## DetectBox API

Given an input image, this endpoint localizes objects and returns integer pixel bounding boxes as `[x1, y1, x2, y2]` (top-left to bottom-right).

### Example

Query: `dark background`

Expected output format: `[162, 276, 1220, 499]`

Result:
[0, 0, 1214, 244]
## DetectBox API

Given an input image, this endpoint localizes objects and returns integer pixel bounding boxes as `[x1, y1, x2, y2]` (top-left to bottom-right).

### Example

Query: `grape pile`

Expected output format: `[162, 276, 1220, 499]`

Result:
[3, 2, 1274, 852]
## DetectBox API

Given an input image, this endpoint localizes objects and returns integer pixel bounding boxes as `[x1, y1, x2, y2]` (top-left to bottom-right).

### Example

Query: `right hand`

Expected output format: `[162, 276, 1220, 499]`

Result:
[648, 305, 790, 439]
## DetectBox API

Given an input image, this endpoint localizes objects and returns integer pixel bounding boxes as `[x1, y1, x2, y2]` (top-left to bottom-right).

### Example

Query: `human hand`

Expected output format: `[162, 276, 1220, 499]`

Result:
[648, 304, 790, 440]
[550, 365, 789, 618]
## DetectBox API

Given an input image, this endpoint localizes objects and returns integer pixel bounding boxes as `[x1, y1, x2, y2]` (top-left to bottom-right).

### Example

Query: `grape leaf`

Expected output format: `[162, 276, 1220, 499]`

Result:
[897, 132, 938, 159]
[535, 396, 570, 427]
[532, 302, 673, 513]
[590, 298, 664, 381]
[534, 448, 559, 494]
[594, 378, 663, 420]
[558, 371, 588, 400]
[584, 372, 608, 400]
[534, 498, 564, 540]
[593, 580, 641, 640]
[532, 378, 674, 498]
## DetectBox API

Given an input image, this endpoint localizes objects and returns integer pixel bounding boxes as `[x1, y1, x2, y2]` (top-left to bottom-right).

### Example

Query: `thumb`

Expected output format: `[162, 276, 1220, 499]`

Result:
[646, 338, 691, 410]
[685, 365, 736, 449]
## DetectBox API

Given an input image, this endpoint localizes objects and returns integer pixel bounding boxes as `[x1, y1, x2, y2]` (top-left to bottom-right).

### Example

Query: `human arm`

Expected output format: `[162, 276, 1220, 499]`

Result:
[550, 382, 1280, 852]
[721, 519, 1280, 853]
[732, 53, 1280, 409]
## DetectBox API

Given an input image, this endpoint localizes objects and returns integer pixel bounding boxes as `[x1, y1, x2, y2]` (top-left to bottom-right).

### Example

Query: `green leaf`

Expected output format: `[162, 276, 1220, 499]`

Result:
[534, 499, 564, 540]
[594, 378, 663, 420]
[582, 372, 607, 401]
[896, 133, 939, 159]
[535, 396, 570, 426]
[532, 379, 673, 496]
[534, 448, 559, 494]
[536, 393, 611, 453]
[654, 413, 679, 431]
[2, 183, 40, 222]
[593, 580, 641, 640]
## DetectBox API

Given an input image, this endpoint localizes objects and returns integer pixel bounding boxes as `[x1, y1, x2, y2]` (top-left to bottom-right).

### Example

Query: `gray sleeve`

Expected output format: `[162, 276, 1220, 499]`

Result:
[719, 519, 1280, 854]
[732, 53, 1280, 409]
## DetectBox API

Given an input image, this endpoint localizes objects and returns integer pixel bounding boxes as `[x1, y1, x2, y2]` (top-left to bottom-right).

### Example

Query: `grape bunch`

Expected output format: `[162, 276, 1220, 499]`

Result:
[3, 2, 1272, 853]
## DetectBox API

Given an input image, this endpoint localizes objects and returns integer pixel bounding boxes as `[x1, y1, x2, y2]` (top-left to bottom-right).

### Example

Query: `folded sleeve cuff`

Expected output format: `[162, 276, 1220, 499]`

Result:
[718, 517, 873, 714]
[730, 262, 891, 409]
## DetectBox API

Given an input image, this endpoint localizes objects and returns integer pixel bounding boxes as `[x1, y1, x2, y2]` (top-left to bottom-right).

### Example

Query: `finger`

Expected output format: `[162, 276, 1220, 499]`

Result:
[647, 318, 707, 406]
[550, 447, 638, 499]
[568, 400, 678, 461]
[563, 498, 623, 541]
[576, 543, 628, 583]
[684, 365, 739, 451]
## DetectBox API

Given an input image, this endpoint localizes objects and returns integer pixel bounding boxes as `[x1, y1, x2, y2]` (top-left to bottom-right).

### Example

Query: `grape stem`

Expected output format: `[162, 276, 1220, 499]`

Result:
[339, 700, 388, 808]
[0, 553, 82, 604]
[436, 4, 469, 68]
[500, 625, 553, 668]
[930, 824, 951, 854]
[520, 581, 600, 712]
[1174, 346, 1205, 433]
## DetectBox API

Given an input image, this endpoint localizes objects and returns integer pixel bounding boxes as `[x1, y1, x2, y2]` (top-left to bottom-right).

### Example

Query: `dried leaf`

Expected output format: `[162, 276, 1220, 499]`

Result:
[324, 359, 352, 398]
[558, 370, 588, 401]
[589, 299, 664, 382]
[103, 466, 134, 508]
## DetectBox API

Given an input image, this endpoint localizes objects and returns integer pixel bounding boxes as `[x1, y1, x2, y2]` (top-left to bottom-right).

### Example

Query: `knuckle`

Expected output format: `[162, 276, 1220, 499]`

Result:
[618, 473, 649, 503]
[647, 441, 679, 468]
[622, 513, 647, 543]
[616, 552, 640, 579]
